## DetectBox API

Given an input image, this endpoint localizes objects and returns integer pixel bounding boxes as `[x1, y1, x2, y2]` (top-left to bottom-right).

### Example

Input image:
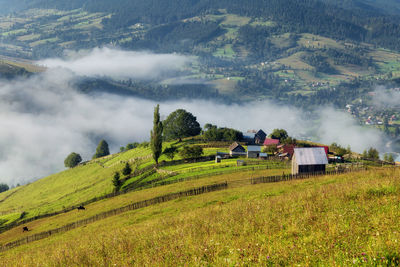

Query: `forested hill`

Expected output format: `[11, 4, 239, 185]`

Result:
[322, 0, 400, 16]
[6, 0, 400, 51]
[3, 0, 400, 106]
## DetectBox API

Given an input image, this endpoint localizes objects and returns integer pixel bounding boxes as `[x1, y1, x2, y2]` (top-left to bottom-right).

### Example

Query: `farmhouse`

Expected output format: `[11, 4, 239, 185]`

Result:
[263, 138, 280, 146]
[277, 144, 296, 159]
[254, 129, 267, 144]
[229, 142, 246, 156]
[247, 145, 261, 158]
[292, 147, 328, 175]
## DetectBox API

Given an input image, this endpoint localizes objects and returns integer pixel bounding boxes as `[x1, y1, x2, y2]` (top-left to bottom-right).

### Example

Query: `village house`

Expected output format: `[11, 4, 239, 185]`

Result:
[277, 144, 296, 159]
[247, 146, 261, 158]
[263, 138, 280, 146]
[254, 129, 267, 144]
[292, 147, 328, 175]
[229, 142, 246, 156]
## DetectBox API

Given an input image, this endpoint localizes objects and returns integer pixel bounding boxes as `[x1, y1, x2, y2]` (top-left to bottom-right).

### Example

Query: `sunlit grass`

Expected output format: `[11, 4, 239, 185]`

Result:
[1, 168, 399, 266]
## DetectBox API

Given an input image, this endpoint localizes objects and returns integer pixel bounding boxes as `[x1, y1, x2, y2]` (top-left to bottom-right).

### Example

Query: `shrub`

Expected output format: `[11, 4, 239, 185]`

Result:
[179, 146, 203, 159]
[64, 152, 82, 168]
[122, 163, 132, 176]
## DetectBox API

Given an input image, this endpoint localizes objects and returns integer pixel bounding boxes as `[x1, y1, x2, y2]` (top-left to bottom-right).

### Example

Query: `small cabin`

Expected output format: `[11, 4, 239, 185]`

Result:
[247, 146, 261, 158]
[215, 155, 222, 163]
[229, 142, 246, 156]
[254, 130, 267, 145]
[259, 153, 268, 160]
[292, 147, 328, 175]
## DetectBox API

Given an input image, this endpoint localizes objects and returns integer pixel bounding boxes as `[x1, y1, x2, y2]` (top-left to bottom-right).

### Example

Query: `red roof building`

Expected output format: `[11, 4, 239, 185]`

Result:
[263, 138, 280, 146]
[278, 144, 296, 157]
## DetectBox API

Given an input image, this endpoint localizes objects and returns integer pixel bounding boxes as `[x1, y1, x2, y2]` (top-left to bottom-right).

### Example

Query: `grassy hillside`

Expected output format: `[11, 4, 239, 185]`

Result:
[0, 139, 290, 229]
[0, 167, 399, 265]
[0, 56, 43, 78]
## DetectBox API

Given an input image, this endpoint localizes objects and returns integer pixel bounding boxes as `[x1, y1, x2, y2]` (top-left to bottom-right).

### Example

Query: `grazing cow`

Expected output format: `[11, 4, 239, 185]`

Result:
[77, 205, 85, 210]
[22, 226, 29, 232]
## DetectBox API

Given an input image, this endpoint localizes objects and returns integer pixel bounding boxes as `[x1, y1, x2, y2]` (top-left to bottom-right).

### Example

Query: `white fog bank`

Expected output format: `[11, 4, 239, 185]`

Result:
[0, 48, 389, 185]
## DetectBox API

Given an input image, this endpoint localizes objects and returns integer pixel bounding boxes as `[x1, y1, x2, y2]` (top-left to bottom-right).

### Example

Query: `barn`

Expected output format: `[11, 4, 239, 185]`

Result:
[254, 130, 267, 144]
[229, 142, 246, 156]
[247, 146, 261, 158]
[292, 147, 328, 175]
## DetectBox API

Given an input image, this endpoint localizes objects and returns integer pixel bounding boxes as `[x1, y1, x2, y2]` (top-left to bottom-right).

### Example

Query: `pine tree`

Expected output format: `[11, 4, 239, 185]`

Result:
[113, 172, 121, 191]
[122, 162, 132, 176]
[150, 104, 163, 164]
[93, 139, 110, 159]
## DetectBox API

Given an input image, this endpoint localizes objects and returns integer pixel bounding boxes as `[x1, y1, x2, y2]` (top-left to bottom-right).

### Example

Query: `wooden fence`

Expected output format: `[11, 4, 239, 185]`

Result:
[0, 182, 228, 252]
[0, 166, 369, 252]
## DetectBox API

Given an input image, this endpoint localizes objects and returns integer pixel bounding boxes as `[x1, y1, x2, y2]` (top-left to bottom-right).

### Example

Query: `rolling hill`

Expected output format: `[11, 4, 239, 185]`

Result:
[1, 0, 400, 105]
[0, 137, 398, 265]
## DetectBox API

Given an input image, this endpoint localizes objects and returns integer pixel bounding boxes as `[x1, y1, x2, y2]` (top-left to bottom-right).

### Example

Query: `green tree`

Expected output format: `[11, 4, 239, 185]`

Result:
[126, 143, 139, 150]
[0, 183, 9, 193]
[330, 143, 347, 157]
[269, 129, 289, 141]
[64, 152, 82, 168]
[362, 149, 368, 159]
[384, 153, 394, 163]
[93, 139, 110, 159]
[112, 172, 121, 191]
[179, 146, 203, 159]
[163, 109, 201, 141]
[150, 104, 163, 164]
[163, 146, 178, 160]
[367, 147, 380, 160]
[122, 162, 132, 176]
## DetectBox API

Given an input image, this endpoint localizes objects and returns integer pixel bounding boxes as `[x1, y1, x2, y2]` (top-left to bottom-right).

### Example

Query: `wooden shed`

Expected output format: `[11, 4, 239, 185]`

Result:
[229, 142, 246, 156]
[247, 145, 261, 158]
[292, 147, 328, 175]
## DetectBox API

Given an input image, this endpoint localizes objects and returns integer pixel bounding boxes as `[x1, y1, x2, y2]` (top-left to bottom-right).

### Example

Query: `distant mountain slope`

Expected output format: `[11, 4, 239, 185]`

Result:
[1, 0, 400, 106]
[322, 0, 400, 16]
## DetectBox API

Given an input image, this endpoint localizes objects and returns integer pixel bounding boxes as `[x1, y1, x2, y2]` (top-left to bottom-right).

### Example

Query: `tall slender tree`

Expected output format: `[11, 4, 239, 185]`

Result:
[93, 139, 110, 159]
[150, 104, 163, 164]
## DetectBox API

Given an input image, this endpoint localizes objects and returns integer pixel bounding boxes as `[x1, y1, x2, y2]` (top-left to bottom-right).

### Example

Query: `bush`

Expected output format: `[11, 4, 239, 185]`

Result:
[179, 146, 203, 159]
[203, 124, 243, 141]
[64, 152, 82, 168]
[122, 163, 132, 176]
[163, 146, 178, 160]
[0, 183, 9, 193]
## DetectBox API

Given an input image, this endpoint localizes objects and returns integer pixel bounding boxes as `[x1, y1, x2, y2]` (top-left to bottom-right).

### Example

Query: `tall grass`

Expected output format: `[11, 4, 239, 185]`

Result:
[1, 168, 399, 266]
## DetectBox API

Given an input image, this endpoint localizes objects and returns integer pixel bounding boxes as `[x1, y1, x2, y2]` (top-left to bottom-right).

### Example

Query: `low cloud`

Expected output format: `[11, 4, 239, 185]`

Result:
[373, 86, 400, 108]
[37, 47, 192, 80]
[0, 48, 391, 185]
